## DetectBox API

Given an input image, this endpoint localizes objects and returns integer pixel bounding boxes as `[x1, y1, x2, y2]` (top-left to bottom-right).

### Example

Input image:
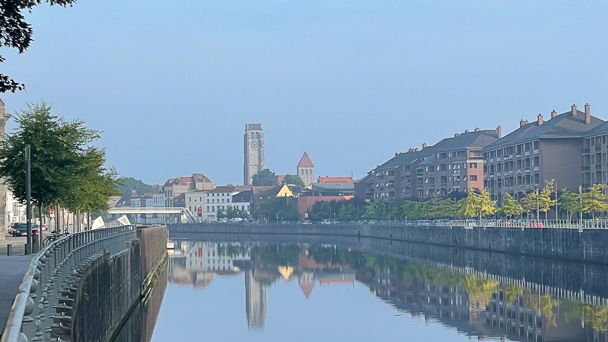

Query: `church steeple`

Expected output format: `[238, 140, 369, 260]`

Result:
[297, 152, 315, 187]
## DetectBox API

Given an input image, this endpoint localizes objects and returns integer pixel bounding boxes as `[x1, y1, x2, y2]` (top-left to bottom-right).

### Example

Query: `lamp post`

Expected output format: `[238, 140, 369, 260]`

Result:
[25, 145, 32, 255]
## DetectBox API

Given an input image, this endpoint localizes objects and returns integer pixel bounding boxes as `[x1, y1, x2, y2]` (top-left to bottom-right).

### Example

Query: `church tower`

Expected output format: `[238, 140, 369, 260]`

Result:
[297, 152, 314, 187]
[244, 124, 265, 185]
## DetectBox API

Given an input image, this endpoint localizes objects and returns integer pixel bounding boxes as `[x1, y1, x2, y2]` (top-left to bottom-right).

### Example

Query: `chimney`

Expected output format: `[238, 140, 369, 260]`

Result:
[537, 114, 544, 125]
[571, 104, 577, 117]
[496, 125, 502, 139]
[519, 119, 526, 128]
[464, 129, 469, 133]
[422, 143, 427, 149]
[395, 152, 398, 157]
[551, 110, 557, 118]
[454, 133, 458, 137]
[585, 103, 591, 124]
[474, 127, 480, 132]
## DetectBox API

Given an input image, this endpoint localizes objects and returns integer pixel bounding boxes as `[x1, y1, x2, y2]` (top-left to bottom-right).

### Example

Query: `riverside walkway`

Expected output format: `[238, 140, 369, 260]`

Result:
[0, 236, 32, 338]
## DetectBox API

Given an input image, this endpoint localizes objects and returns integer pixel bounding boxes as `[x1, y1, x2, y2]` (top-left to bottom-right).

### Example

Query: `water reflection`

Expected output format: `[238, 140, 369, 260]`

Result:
[160, 238, 608, 342]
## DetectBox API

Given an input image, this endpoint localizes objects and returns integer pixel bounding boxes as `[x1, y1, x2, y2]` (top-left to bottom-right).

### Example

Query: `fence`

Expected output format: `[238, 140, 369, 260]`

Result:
[1, 225, 137, 342]
[210, 218, 608, 229]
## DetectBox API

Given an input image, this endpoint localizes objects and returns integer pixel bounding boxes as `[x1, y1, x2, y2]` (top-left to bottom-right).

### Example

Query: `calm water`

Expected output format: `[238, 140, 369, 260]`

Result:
[119, 234, 608, 342]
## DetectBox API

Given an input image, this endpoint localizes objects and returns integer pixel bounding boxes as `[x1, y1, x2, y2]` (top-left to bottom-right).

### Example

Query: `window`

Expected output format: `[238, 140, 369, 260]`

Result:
[469, 163, 477, 169]
[470, 175, 478, 181]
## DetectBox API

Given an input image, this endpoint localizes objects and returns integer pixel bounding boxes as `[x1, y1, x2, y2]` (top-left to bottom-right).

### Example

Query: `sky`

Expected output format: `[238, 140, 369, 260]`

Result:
[1, 0, 607, 185]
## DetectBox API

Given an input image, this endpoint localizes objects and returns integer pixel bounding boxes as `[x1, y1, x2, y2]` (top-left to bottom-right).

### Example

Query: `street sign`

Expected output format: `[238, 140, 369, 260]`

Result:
[50, 209, 55, 217]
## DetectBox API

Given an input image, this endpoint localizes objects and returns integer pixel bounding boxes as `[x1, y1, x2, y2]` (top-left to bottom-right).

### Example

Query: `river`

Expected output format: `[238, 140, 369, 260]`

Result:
[116, 234, 608, 342]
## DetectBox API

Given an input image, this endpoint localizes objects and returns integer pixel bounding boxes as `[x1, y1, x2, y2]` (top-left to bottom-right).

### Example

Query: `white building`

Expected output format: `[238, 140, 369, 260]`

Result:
[185, 186, 252, 222]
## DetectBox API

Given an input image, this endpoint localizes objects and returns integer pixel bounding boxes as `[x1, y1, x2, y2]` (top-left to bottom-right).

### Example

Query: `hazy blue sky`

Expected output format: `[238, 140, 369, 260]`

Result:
[2, 0, 607, 185]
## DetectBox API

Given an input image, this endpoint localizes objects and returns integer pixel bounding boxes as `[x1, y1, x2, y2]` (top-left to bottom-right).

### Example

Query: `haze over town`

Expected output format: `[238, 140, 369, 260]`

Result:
[1, 0, 606, 185]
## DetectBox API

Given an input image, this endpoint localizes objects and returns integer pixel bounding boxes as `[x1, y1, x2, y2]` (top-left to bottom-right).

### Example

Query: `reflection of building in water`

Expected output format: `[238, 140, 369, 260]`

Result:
[168, 241, 250, 288]
[299, 271, 315, 299]
[486, 291, 587, 342]
[245, 270, 266, 329]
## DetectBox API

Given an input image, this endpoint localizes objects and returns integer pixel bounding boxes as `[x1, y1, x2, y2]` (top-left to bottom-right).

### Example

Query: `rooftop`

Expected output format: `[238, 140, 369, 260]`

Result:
[297, 152, 314, 168]
[484, 106, 604, 150]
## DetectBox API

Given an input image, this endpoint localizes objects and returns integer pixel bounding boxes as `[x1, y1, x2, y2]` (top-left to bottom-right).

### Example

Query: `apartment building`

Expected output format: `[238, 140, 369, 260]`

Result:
[356, 128, 499, 202]
[416, 129, 499, 198]
[483, 104, 603, 204]
[583, 120, 608, 188]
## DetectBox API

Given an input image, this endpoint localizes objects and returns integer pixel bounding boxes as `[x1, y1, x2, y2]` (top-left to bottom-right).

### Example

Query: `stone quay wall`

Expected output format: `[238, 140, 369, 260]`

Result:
[70, 226, 167, 342]
[168, 223, 608, 264]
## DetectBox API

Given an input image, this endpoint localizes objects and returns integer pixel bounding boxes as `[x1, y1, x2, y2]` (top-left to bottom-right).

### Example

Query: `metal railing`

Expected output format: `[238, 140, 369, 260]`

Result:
[201, 219, 608, 230]
[1, 225, 137, 342]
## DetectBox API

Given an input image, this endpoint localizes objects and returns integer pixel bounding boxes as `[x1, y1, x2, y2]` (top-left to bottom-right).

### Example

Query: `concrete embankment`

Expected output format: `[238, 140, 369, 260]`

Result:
[66, 226, 168, 342]
[168, 223, 608, 264]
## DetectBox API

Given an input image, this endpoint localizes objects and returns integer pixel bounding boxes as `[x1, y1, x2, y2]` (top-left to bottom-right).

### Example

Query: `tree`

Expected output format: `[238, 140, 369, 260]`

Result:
[282, 174, 304, 187]
[252, 169, 278, 186]
[1, 0, 79, 93]
[559, 188, 581, 221]
[0, 102, 119, 227]
[581, 183, 608, 221]
[461, 189, 496, 221]
[520, 190, 540, 219]
[338, 204, 359, 221]
[117, 177, 157, 196]
[499, 193, 522, 218]
[538, 180, 556, 220]
[401, 201, 420, 220]
[60, 147, 121, 215]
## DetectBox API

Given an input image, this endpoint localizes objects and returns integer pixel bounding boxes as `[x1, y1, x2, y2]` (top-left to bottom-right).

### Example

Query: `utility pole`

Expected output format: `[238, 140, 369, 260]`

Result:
[25, 145, 32, 255]
[554, 180, 558, 220]
[579, 185, 583, 229]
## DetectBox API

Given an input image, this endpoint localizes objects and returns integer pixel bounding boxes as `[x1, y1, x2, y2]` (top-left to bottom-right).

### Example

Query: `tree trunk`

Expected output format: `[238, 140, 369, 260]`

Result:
[38, 203, 43, 251]
[87, 212, 90, 230]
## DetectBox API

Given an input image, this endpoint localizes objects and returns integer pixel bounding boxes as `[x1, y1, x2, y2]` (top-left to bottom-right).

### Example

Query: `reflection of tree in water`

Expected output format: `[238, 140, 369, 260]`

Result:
[251, 245, 300, 266]
[461, 276, 498, 305]
[218, 244, 250, 258]
[563, 300, 608, 332]
[307, 247, 333, 264]
[503, 285, 523, 306]
[522, 292, 559, 327]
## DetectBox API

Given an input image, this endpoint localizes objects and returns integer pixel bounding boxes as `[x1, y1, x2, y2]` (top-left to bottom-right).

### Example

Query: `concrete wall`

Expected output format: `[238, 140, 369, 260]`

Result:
[67, 226, 167, 342]
[137, 226, 168, 278]
[168, 223, 608, 263]
[71, 240, 142, 342]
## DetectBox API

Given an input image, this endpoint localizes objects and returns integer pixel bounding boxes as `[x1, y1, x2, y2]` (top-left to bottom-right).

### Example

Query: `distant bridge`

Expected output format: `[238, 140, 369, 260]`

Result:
[108, 207, 197, 223]
[108, 207, 185, 215]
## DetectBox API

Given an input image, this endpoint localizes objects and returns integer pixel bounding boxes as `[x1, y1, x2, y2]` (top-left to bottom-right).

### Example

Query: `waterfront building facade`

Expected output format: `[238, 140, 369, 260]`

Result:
[483, 105, 603, 204]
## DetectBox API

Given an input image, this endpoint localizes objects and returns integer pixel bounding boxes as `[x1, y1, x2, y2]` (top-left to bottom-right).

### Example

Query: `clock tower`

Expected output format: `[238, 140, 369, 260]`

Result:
[244, 124, 265, 185]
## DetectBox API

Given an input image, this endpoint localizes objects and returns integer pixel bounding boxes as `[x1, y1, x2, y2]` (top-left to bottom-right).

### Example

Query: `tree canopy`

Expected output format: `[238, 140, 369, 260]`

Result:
[282, 174, 304, 187]
[117, 177, 158, 196]
[499, 193, 522, 218]
[0, 102, 119, 213]
[1, 0, 78, 93]
[252, 169, 278, 186]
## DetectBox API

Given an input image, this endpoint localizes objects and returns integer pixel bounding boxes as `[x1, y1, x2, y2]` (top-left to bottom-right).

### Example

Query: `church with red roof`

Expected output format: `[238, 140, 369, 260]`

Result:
[297, 152, 315, 187]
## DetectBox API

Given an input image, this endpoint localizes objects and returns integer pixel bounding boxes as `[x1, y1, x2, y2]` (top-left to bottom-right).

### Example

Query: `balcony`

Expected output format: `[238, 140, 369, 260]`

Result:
[524, 151, 530, 156]
[583, 148, 591, 154]
[533, 150, 538, 155]
[596, 146, 602, 151]
[534, 167, 539, 172]
[582, 165, 591, 172]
